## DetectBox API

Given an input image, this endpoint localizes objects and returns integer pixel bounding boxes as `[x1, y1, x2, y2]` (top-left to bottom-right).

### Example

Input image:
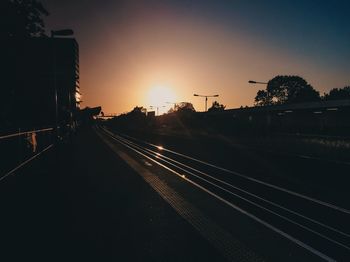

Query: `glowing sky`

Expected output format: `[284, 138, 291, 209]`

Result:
[42, 0, 350, 114]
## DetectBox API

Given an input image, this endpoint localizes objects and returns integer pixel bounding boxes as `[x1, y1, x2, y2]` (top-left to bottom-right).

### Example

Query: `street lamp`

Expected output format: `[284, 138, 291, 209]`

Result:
[165, 101, 182, 111]
[51, 29, 74, 37]
[165, 101, 177, 107]
[193, 94, 219, 112]
[248, 80, 268, 85]
[149, 105, 166, 116]
[51, 29, 74, 139]
[248, 80, 270, 105]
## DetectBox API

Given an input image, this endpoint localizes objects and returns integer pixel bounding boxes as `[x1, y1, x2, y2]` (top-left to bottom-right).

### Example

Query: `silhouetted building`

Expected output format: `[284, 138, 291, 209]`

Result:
[1, 37, 81, 131]
[78, 106, 102, 125]
[205, 100, 350, 136]
[147, 111, 156, 118]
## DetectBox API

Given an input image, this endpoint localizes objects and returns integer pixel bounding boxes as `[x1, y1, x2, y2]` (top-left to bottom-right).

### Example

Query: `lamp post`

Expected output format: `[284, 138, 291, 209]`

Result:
[149, 105, 166, 116]
[248, 80, 268, 85]
[193, 94, 219, 112]
[249, 80, 273, 133]
[165, 101, 181, 112]
[51, 29, 74, 139]
[248, 80, 270, 105]
[51, 29, 74, 37]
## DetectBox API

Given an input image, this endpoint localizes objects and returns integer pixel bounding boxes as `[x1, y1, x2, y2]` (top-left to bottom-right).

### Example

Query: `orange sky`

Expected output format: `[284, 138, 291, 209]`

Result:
[43, 1, 350, 114]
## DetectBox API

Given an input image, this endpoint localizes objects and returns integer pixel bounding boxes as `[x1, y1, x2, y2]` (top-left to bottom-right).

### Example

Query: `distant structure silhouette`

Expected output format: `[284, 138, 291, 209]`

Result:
[2, 37, 81, 132]
[1, 0, 82, 135]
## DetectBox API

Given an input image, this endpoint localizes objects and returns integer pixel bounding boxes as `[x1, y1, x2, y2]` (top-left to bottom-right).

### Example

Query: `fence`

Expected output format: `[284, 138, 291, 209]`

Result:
[0, 127, 55, 181]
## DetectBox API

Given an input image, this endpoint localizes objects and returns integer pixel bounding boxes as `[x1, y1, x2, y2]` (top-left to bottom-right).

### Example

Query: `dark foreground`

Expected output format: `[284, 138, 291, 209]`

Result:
[2, 126, 349, 261]
[0, 128, 224, 261]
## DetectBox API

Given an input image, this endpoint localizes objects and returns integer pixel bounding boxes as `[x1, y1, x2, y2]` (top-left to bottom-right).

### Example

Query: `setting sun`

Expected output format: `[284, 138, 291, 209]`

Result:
[147, 86, 177, 111]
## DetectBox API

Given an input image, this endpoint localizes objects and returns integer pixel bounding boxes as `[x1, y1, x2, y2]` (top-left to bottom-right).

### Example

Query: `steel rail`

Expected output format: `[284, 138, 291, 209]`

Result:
[0, 144, 54, 182]
[107, 129, 350, 249]
[113, 131, 350, 239]
[98, 127, 336, 261]
[0, 128, 54, 140]
[116, 131, 350, 215]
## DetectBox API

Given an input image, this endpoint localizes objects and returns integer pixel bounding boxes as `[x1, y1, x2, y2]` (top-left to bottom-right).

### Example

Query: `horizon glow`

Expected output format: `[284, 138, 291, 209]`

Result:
[42, 0, 350, 114]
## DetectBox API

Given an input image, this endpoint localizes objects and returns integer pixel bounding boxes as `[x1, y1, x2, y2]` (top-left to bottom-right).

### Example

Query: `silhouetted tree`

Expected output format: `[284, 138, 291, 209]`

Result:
[255, 75, 320, 106]
[174, 102, 196, 113]
[111, 106, 147, 130]
[208, 101, 225, 112]
[1, 0, 49, 38]
[130, 106, 146, 115]
[323, 86, 350, 100]
[167, 107, 175, 114]
[1, 0, 49, 130]
[254, 90, 271, 106]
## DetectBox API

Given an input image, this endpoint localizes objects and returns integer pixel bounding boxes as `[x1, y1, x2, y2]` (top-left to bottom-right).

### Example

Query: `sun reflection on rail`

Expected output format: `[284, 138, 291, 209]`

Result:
[98, 126, 350, 261]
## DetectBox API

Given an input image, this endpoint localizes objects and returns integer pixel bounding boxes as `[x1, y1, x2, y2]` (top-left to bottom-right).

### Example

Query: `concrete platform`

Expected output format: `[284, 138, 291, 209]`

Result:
[0, 127, 224, 261]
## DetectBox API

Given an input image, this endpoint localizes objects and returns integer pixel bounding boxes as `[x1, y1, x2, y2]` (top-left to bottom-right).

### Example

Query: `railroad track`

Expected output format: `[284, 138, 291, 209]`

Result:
[98, 126, 350, 261]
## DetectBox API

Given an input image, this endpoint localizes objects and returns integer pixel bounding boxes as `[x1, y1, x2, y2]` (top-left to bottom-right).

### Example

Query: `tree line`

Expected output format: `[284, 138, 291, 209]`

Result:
[2, 0, 48, 38]
[254, 75, 350, 106]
